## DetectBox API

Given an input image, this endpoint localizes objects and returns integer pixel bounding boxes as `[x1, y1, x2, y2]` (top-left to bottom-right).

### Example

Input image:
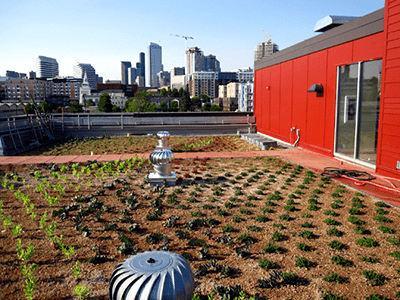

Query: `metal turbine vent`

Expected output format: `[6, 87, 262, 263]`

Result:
[109, 251, 195, 300]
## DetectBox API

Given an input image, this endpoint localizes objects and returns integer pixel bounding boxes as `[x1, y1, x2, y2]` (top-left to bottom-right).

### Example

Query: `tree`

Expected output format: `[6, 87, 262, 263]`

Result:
[125, 98, 157, 112]
[38, 100, 52, 113]
[69, 101, 83, 113]
[180, 94, 192, 111]
[202, 101, 211, 111]
[190, 97, 201, 110]
[159, 101, 168, 112]
[178, 87, 184, 97]
[24, 103, 35, 114]
[169, 101, 179, 112]
[98, 93, 113, 112]
[210, 104, 221, 111]
[159, 88, 167, 96]
[171, 88, 179, 97]
[85, 99, 94, 108]
[112, 105, 121, 112]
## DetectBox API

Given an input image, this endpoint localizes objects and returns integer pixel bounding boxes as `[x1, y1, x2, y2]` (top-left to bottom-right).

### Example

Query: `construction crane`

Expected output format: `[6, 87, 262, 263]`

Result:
[170, 34, 194, 49]
[261, 28, 271, 43]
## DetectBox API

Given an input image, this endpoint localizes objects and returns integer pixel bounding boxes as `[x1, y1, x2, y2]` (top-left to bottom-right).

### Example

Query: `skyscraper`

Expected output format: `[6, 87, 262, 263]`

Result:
[121, 61, 132, 84]
[139, 52, 145, 84]
[73, 63, 97, 89]
[35, 56, 59, 79]
[147, 42, 162, 87]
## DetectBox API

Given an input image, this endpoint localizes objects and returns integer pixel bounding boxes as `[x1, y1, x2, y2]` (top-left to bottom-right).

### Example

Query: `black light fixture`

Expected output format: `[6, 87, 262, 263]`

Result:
[307, 84, 324, 97]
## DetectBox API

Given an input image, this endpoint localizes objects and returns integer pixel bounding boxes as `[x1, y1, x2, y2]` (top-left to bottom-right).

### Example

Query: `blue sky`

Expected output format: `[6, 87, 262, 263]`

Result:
[1, 0, 384, 81]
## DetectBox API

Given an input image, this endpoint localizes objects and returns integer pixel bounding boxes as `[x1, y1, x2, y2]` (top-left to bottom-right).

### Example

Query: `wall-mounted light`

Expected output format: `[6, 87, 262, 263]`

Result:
[307, 84, 324, 97]
[266, 86, 270, 90]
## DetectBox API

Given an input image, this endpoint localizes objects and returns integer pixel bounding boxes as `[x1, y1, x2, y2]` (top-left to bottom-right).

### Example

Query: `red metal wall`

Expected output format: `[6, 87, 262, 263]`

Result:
[254, 33, 384, 156]
[377, 0, 400, 178]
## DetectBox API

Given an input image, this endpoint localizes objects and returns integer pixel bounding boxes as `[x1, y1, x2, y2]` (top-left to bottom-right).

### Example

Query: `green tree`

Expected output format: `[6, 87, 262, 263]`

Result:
[159, 101, 168, 112]
[98, 93, 113, 112]
[38, 100, 52, 113]
[210, 104, 221, 111]
[70, 101, 83, 113]
[202, 101, 211, 111]
[172, 88, 179, 97]
[178, 87, 184, 97]
[179, 94, 192, 111]
[24, 103, 35, 114]
[169, 101, 179, 112]
[112, 105, 121, 112]
[85, 99, 94, 108]
[159, 88, 167, 96]
[191, 97, 201, 110]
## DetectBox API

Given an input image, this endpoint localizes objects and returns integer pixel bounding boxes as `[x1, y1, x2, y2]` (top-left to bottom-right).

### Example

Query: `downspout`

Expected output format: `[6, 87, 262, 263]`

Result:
[291, 127, 300, 147]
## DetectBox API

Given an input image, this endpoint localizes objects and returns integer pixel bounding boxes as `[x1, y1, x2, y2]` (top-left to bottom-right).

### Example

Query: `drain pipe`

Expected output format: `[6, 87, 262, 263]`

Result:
[294, 129, 300, 147]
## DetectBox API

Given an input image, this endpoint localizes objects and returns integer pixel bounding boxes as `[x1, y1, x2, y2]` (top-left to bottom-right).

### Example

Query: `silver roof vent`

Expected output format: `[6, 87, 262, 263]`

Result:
[314, 15, 359, 32]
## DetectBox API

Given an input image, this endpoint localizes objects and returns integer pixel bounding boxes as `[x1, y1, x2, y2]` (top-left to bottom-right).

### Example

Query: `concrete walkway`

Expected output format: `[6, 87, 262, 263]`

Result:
[1, 148, 400, 207]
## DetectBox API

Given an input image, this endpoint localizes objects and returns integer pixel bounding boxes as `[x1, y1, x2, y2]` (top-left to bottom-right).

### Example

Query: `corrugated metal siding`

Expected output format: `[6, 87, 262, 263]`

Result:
[378, 0, 400, 178]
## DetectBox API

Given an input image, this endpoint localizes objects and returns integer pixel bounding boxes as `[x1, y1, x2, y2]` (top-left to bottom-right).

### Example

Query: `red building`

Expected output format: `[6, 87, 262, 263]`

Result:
[254, 0, 400, 179]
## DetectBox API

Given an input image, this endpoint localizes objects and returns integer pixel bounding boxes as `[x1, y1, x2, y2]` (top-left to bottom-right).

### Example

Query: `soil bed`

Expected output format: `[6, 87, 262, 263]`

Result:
[1, 156, 400, 300]
[19, 135, 263, 156]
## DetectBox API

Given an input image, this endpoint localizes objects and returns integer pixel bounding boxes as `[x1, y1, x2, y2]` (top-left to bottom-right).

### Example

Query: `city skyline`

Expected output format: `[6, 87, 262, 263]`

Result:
[1, 0, 384, 81]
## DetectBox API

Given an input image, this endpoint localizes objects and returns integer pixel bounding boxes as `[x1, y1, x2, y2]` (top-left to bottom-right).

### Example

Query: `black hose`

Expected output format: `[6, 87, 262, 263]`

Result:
[322, 167, 376, 181]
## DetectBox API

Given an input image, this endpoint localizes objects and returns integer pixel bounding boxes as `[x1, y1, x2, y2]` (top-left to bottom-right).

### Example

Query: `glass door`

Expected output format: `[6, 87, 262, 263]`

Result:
[335, 60, 381, 166]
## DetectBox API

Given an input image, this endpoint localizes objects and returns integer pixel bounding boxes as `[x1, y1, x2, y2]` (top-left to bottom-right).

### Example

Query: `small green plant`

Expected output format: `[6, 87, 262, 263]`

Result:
[279, 214, 291, 221]
[296, 242, 311, 251]
[301, 212, 311, 218]
[263, 242, 284, 254]
[373, 215, 392, 223]
[232, 216, 242, 223]
[362, 270, 385, 286]
[357, 237, 379, 247]
[360, 256, 379, 263]
[237, 233, 256, 244]
[270, 231, 284, 241]
[281, 272, 302, 286]
[255, 215, 269, 223]
[365, 294, 388, 300]
[73, 260, 82, 279]
[295, 257, 311, 269]
[258, 258, 276, 270]
[247, 225, 261, 232]
[375, 208, 389, 215]
[222, 225, 235, 232]
[327, 228, 343, 237]
[324, 218, 339, 226]
[387, 237, 400, 246]
[298, 230, 313, 240]
[348, 208, 361, 215]
[328, 240, 345, 250]
[378, 226, 395, 234]
[375, 202, 389, 208]
[331, 255, 352, 267]
[347, 216, 366, 225]
[307, 204, 320, 211]
[74, 284, 90, 300]
[354, 226, 368, 235]
[321, 291, 346, 300]
[323, 272, 342, 283]
[389, 251, 400, 260]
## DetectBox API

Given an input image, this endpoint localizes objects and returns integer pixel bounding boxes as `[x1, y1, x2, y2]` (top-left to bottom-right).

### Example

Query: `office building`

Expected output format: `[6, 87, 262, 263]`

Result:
[189, 72, 217, 98]
[35, 56, 59, 79]
[73, 63, 97, 89]
[147, 42, 163, 87]
[158, 71, 170, 87]
[121, 61, 132, 84]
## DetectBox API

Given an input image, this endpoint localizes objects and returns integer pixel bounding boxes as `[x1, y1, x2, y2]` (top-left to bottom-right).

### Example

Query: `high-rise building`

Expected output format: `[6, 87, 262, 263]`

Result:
[147, 42, 163, 87]
[35, 56, 59, 79]
[128, 67, 137, 85]
[139, 52, 145, 84]
[186, 47, 220, 74]
[121, 61, 132, 84]
[254, 41, 279, 61]
[158, 71, 170, 87]
[73, 63, 97, 89]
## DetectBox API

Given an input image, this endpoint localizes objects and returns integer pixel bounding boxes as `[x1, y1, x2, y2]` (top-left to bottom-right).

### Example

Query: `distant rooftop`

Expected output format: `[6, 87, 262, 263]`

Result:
[314, 15, 359, 32]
